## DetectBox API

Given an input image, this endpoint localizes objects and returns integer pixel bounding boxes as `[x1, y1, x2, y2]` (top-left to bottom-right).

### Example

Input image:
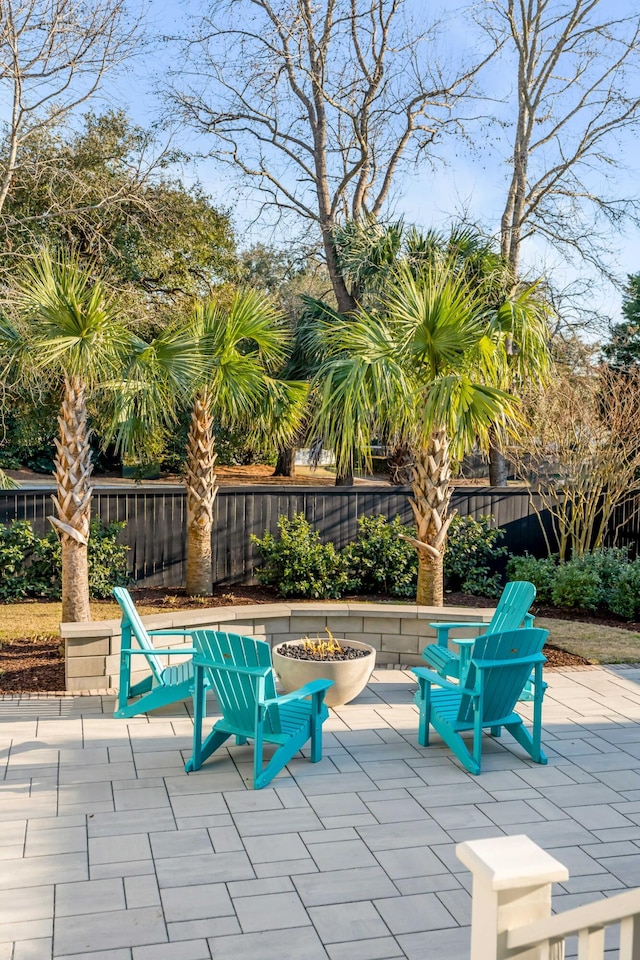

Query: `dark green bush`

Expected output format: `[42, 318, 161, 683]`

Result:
[609, 560, 640, 620]
[251, 513, 350, 599]
[551, 548, 629, 612]
[506, 554, 557, 603]
[342, 515, 417, 598]
[0, 519, 129, 601]
[444, 514, 507, 598]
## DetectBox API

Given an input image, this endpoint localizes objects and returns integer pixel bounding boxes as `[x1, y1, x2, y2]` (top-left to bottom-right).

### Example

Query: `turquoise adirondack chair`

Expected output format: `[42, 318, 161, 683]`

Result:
[412, 627, 548, 775]
[185, 630, 333, 789]
[421, 580, 536, 681]
[114, 587, 203, 719]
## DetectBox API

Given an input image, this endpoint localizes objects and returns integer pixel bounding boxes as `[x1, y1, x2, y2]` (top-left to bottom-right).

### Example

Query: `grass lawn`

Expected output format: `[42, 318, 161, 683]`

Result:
[1, 602, 639, 664]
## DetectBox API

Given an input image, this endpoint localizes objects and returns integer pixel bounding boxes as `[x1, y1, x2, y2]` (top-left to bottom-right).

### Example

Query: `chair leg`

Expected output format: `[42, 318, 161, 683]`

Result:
[309, 692, 324, 763]
[506, 719, 547, 766]
[417, 680, 431, 748]
[490, 726, 502, 737]
[186, 726, 232, 772]
[236, 736, 248, 745]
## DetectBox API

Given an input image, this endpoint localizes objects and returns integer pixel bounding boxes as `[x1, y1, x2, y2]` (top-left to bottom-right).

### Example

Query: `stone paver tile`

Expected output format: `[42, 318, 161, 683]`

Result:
[399, 924, 470, 960]
[326, 936, 403, 960]
[12, 939, 54, 960]
[254, 857, 318, 878]
[293, 773, 376, 796]
[174, 814, 233, 832]
[114, 787, 170, 812]
[501, 819, 596, 848]
[88, 809, 175, 837]
[208, 926, 328, 960]
[294, 867, 399, 907]
[59, 763, 136, 784]
[233, 890, 310, 932]
[160, 882, 233, 922]
[226, 867, 293, 894]
[149, 828, 212, 860]
[309, 838, 378, 871]
[395, 873, 462, 896]
[24, 826, 86, 858]
[133, 941, 210, 960]
[561, 873, 625, 894]
[364, 797, 431, 823]
[309, 900, 388, 943]
[89, 833, 151, 865]
[307, 792, 369, 818]
[125, 875, 161, 909]
[525, 798, 570, 821]
[301, 827, 358, 844]
[208, 825, 243, 853]
[358, 819, 449, 850]
[437, 887, 472, 925]
[476, 800, 546, 826]
[232, 808, 322, 836]
[429, 804, 496, 832]
[565, 804, 634, 830]
[169, 793, 228, 818]
[243, 832, 308, 863]
[408, 782, 493, 807]
[599, 855, 640, 885]
[551, 846, 607, 877]
[0, 819, 26, 845]
[155, 851, 254, 888]
[0, 885, 53, 922]
[56, 878, 125, 917]
[540, 784, 624, 806]
[515, 766, 579, 787]
[375, 891, 456, 935]
[0, 917, 52, 943]
[54, 906, 166, 955]
[0, 852, 87, 889]
[167, 916, 240, 941]
[374, 844, 452, 881]
[90, 860, 156, 881]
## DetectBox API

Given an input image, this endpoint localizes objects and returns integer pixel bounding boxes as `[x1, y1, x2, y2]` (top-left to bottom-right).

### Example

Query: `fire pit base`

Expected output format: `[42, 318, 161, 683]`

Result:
[272, 638, 376, 708]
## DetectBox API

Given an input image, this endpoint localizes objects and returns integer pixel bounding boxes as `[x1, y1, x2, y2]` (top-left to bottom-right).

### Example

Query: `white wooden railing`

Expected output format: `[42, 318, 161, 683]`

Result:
[457, 835, 640, 959]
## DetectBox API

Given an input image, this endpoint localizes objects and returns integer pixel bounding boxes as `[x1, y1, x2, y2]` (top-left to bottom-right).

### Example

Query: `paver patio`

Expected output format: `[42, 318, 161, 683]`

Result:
[1, 664, 640, 959]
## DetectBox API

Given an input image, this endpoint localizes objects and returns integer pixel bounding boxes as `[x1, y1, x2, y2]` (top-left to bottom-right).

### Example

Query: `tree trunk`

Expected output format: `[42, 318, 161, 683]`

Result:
[401, 433, 454, 607]
[488, 427, 509, 486]
[417, 549, 445, 606]
[49, 376, 93, 622]
[185, 389, 217, 596]
[274, 446, 296, 477]
[335, 470, 354, 486]
[387, 443, 413, 485]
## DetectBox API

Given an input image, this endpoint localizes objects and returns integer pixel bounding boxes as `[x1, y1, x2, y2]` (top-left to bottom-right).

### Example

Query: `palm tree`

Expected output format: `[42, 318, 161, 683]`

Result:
[3, 249, 195, 621]
[310, 257, 542, 605]
[184, 290, 306, 596]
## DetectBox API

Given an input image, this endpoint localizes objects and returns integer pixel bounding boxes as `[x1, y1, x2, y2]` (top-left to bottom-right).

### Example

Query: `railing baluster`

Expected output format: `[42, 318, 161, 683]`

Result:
[577, 926, 604, 960]
[619, 914, 640, 960]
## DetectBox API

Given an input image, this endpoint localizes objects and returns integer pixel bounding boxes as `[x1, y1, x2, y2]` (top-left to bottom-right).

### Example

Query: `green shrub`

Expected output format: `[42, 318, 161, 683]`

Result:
[251, 513, 350, 599]
[550, 548, 630, 612]
[609, 559, 640, 620]
[444, 515, 507, 598]
[506, 554, 558, 603]
[342, 515, 417, 599]
[0, 518, 129, 601]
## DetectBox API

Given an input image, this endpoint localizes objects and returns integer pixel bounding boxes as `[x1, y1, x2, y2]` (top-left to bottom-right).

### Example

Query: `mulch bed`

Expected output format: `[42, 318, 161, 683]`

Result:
[0, 586, 603, 693]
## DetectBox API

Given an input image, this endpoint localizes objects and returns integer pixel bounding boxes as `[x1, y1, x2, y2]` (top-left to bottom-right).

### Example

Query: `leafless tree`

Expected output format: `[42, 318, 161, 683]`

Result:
[482, 0, 640, 278]
[166, 0, 492, 314]
[513, 365, 640, 560]
[0, 0, 141, 217]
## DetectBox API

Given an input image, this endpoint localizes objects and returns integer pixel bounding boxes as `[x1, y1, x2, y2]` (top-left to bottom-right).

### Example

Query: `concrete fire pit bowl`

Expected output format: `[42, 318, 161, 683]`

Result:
[272, 637, 376, 708]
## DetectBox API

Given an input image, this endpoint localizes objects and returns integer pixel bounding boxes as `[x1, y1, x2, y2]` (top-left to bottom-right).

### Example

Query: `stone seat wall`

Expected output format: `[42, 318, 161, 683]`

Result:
[59, 601, 495, 693]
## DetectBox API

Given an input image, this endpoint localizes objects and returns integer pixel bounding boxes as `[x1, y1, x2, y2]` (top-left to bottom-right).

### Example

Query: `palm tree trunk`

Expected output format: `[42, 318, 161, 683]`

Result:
[401, 432, 454, 607]
[185, 389, 217, 596]
[488, 426, 509, 486]
[48, 376, 93, 622]
[274, 446, 296, 477]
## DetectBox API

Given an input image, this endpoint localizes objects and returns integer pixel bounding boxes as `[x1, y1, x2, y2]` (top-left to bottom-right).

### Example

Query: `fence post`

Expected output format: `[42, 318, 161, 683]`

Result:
[457, 834, 569, 960]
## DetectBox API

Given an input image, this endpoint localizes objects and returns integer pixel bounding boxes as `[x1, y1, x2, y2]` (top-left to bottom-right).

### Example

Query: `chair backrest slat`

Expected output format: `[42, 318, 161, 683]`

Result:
[193, 631, 281, 735]
[113, 587, 164, 682]
[458, 628, 548, 725]
[489, 581, 536, 634]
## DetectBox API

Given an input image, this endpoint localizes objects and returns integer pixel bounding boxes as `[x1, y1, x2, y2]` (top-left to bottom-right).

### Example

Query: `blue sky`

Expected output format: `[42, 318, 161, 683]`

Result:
[51, 0, 640, 329]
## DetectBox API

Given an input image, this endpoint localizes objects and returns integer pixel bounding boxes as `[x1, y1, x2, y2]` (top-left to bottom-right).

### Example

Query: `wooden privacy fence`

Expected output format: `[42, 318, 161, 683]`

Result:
[0, 483, 566, 587]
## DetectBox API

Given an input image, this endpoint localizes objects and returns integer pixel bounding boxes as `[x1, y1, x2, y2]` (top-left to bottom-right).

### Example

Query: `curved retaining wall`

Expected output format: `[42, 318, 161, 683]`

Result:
[59, 601, 495, 693]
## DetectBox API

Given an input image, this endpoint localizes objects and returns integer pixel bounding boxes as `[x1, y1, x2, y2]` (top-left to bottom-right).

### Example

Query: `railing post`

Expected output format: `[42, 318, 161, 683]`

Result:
[457, 834, 569, 960]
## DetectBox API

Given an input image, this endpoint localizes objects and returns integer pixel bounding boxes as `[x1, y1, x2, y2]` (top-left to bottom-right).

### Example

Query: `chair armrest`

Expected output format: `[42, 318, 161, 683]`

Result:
[262, 678, 333, 708]
[193, 657, 272, 678]
[523, 613, 535, 627]
[429, 621, 489, 637]
[148, 629, 195, 637]
[412, 666, 477, 697]
[474, 653, 546, 669]
[120, 647, 197, 656]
